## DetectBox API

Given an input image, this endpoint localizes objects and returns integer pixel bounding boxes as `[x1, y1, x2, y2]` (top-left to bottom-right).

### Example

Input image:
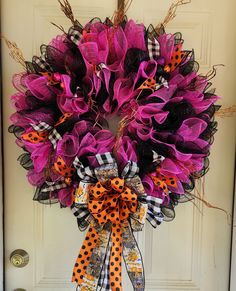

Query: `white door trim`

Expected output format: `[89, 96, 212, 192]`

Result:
[230, 162, 236, 290]
[0, 44, 4, 290]
[0, 1, 234, 290]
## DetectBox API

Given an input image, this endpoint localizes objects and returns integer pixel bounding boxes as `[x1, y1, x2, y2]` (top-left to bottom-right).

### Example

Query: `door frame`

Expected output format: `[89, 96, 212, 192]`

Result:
[0, 0, 235, 290]
[230, 165, 236, 290]
[0, 39, 5, 291]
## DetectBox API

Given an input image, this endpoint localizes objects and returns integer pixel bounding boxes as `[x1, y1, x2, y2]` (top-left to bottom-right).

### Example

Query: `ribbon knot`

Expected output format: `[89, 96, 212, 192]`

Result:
[88, 178, 138, 226]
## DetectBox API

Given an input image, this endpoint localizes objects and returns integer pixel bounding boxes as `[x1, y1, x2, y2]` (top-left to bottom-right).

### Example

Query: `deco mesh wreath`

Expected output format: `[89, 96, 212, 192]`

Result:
[8, 0, 220, 290]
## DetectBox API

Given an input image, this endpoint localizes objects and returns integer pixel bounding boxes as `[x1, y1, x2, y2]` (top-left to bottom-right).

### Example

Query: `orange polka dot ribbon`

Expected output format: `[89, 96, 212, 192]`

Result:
[164, 43, 188, 73]
[151, 170, 178, 195]
[53, 156, 76, 183]
[138, 76, 168, 93]
[71, 152, 148, 291]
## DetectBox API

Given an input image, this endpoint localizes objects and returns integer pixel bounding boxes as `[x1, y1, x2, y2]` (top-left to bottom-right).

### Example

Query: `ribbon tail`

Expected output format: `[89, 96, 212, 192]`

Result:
[122, 221, 145, 291]
[72, 226, 99, 286]
[98, 236, 113, 290]
[109, 223, 123, 291]
[74, 224, 112, 290]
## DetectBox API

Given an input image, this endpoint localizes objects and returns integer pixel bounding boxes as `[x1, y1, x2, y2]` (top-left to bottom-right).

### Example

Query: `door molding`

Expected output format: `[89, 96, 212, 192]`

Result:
[0, 37, 5, 291]
[230, 161, 236, 290]
[0, 0, 4, 285]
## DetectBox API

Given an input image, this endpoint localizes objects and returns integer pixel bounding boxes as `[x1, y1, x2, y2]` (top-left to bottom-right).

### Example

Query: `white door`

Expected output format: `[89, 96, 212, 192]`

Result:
[2, 0, 236, 291]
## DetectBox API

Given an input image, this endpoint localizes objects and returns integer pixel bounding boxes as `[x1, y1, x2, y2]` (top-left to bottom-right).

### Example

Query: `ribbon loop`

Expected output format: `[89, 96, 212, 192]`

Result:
[41, 179, 67, 193]
[152, 150, 165, 164]
[121, 160, 139, 179]
[73, 157, 95, 181]
[148, 37, 160, 59]
[145, 196, 164, 228]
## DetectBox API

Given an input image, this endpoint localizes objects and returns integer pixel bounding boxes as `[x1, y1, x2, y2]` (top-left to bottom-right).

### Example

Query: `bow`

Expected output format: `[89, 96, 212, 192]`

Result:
[39, 156, 75, 197]
[138, 76, 168, 93]
[151, 170, 178, 195]
[21, 113, 73, 149]
[72, 153, 146, 291]
[21, 121, 61, 149]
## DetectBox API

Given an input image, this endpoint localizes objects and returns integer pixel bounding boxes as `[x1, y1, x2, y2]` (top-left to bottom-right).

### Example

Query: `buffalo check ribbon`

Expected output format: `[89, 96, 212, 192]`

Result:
[121, 160, 139, 179]
[68, 26, 83, 45]
[95, 63, 108, 78]
[148, 38, 160, 59]
[73, 157, 96, 182]
[145, 196, 164, 228]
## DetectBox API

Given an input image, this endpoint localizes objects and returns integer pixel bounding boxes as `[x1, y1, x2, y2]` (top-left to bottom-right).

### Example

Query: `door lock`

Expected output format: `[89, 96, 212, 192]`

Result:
[10, 249, 29, 268]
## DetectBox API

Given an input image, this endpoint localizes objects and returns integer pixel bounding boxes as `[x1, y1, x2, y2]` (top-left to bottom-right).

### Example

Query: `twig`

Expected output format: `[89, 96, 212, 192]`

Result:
[192, 178, 232, 225]
[113, 0, 133, 26]
[58, 0, 77, 26]
[205, 64, 224, 82]
[51, 22, 67, 34]
[1, 36, 26, 69]
[216, 105, 236, 118]
[155, 0, 191, 33]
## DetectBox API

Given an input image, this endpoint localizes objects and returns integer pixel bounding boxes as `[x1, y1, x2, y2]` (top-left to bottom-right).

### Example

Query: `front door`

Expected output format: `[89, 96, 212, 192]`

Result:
[2, 0, 236, 290]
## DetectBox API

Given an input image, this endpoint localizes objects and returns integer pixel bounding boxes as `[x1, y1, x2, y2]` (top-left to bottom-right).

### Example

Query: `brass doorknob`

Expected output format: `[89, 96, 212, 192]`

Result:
[10, 249, 29, 268]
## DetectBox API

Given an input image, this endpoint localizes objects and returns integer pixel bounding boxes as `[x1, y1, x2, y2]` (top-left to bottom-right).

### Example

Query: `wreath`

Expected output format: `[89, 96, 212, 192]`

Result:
[7, 0, 220, 290]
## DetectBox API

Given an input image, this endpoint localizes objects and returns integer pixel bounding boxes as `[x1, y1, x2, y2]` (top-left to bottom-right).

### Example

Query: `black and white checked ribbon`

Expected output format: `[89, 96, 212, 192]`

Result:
[145, 196, 164, 228]
[73, 157, 95, 181]
[121, 160, 139, 179]
[98, 237, 112, 291]
[71, 204, 93, 231]
[96, 152, 115, 166]
[41, 179, 67, 193]
[152, 150, 165, 164]
[48, 128, 62, 149]
[68, 27, 82, 45]
[155, 76, 169, 91]
[96, 63, 107, 78]
[71, 205, 89, 218]
[30, 122, 61, 149]
[148, 38, 160, 59]
[33, 56, 53, 71]
[31, 122, 52, 132]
